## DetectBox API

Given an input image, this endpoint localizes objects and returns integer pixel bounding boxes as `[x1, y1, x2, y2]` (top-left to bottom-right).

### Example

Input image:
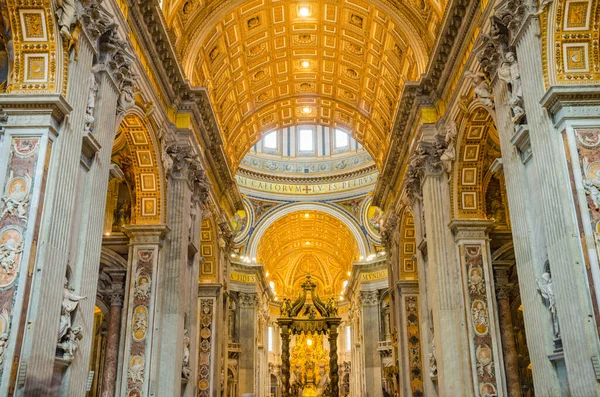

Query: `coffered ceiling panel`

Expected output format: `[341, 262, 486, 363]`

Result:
[257, 210, 358, 298]
[171, 0, 437, 171]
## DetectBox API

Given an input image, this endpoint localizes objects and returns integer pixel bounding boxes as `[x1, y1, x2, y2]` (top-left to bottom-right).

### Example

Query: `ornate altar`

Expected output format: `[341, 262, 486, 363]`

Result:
[278, 275, 341, 397]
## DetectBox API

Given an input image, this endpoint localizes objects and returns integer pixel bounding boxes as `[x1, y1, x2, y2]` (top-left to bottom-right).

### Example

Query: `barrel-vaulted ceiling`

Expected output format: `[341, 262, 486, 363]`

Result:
[165, 0, 443, 171]
[256, 210, 358, 298]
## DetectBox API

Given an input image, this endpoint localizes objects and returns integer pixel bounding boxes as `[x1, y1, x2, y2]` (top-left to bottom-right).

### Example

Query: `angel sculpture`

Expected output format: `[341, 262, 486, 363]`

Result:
[280, 298, 293, 317]
[536, 272, 560, 338]
[58, 279, 86, 343]
[465, 71, 494, 108]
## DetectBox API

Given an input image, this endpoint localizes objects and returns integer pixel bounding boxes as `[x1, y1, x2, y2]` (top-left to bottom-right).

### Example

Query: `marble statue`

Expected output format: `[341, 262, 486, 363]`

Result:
[57, 325, 83, 361]
[440, 121, 457, 174]
[325, 297, 339, 316]
[0, 333, 7, 369]
[58, 279, 86, 342]
[498, 52, 525, 122]
[55, 0, 76, 39]
[465, 71, 494, 108]
[583, 176, 600, 209]
[0, 237, 22, 274]
[134, 270, 150, 299]
[536, 272, 560, 338]
[468, 266, 486, 295]
[128, 357, 145, 383]
[1, 175, 30, 221]
[84, 73, 99, 134]
[429, 338, 438, 378]
[317, 365, 330, 394]
[182, 335, 191, 379]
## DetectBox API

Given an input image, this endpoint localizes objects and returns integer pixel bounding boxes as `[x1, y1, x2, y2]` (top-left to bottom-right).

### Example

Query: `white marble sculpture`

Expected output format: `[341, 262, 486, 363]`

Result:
[465, 71, 494, 108]
[1, 174, 30, 221]
[134, 269, 150, 299]
[0, 333, 8, 369]
[498, 52, 525, 122]
[55, 0, 76, 39]
[440, 120, 457, 174]
[57, 325, 83, 361]
[128, 357, 145, 383]
[536, 272, 560, 338]
[58, 279, 86, 342]
[84, 73, 98, 135]
[429, 338, 438, 378]
[0, 238, 22, 274]
[182, 335, 191, 379]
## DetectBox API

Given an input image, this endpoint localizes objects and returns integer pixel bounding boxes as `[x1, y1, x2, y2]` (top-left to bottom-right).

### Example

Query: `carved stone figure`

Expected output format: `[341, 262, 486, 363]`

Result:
[468, 266, 486, 295]
[536, 271, 560, 338]
[317, 364, 330, 393]
[133, 308, 148, 336]
[128, 357, 145, 383]
[325, 297, 339, 317]
[1, 174, 30, 221]
[0, 237, 22, 274]
[58, 278, 86, 343]
[84, 73, 99, 134]
[0, 333, 8, 369]
[57, 325, 83, 361]
[498, 52, 525, 122]
[134, 270, 150, 299]
[429, 338, 437, 378]
[440, 121, 457, 174]
[182, 335, 191, 379]
[476, 345, 494, 377]
[55, 0, 77, 39]
[465, 71, 494, 108]
[583, 176, 600, 209]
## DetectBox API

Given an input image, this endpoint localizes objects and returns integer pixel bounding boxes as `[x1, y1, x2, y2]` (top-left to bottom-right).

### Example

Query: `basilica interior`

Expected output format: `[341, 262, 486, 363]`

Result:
[0, 0, 599, 396]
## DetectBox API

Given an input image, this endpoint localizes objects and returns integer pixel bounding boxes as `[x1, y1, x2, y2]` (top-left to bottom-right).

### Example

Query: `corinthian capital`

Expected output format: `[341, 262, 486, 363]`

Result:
[380, 214, 399, 251]
[359, 290, 379, 306]
[189, 162, 211, 207]
[164, 145, 198, 179]
[238, 292, 259, 309]
[403, 135, 447, 202]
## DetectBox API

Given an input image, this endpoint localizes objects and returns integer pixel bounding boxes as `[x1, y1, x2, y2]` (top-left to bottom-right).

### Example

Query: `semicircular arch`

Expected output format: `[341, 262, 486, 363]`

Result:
[248, 202, 369, 258]
[114, 112, 165, 224]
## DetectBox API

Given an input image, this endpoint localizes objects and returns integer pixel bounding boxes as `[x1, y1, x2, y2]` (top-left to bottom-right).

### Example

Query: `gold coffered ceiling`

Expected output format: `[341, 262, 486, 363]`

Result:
[257, 210, 358, 298]
[168, 0, 440, 170]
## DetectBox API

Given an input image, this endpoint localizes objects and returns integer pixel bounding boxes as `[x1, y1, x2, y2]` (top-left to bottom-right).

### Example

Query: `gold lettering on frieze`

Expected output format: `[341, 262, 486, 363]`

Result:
[235, 173, 377, 195]
[361, 269, 388, 281]
[230, 272, 257, 283]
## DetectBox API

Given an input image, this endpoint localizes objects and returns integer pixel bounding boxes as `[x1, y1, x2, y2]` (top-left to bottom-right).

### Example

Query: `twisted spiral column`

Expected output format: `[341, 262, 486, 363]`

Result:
[329, 325, 339, 397]
[281, 325, 291, 397]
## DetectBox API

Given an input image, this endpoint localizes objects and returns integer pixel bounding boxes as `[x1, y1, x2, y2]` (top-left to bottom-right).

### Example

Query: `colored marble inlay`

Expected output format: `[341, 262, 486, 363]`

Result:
[405, 296, 424, 396]
[197, 298, 213, 397]
[0, 137, 40, 380]
[464, 245, 497, 394]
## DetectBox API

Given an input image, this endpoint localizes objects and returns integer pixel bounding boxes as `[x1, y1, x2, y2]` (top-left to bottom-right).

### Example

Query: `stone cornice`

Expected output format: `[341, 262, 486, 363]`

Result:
[127, 0, 243, 212]
[198, 283, 222, 297]
[395, 279, 419, 294]
[373, 0, 479, 207]
[540, 85, 600, 127]
[122, 224, 170, 245]
[236, 164, 378, 184]
[0, 94, 72, 123]
[449, 219, 495, 241]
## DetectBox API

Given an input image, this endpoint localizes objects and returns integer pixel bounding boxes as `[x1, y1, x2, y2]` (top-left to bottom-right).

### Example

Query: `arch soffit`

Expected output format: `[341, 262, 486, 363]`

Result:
[115, 110, 166, 224]
[450, 106, 499, 220]
[248, 202, 368, 258]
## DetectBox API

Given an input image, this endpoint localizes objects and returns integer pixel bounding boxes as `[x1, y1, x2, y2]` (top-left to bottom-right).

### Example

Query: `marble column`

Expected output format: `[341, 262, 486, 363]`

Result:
[412, 130, 474, 396]
[450, 220, 506, 397]
[494, 264, 520, 397]
[154, 144, 208, 396]
[359, 290, 383, 397]
[119, 225, 169, 397]
[237, 292, 258, 395]
[100, 290, 125, 397]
